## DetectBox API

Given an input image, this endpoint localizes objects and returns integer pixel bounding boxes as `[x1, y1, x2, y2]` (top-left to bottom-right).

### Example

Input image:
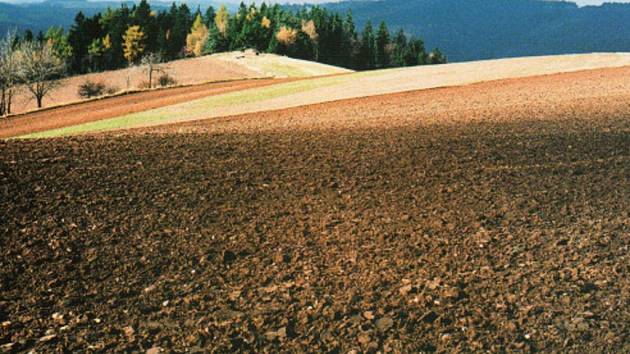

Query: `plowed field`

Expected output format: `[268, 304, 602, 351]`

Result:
[0, 67, 629, 353]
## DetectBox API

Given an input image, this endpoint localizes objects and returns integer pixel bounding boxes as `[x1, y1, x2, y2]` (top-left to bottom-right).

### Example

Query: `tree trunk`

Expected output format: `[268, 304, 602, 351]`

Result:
[36, 95, 43, 108]
[6, 89, 12, 115]
[0, 87, 5, 116]
[148, 67, 153, 89]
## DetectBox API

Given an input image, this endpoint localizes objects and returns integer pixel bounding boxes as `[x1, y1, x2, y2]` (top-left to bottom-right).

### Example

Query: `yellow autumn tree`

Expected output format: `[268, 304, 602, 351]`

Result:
[246, 7, 257, 21]
[103, 34, 112, 50]
[123, 25, 145, 64]
[186, 14, 209, 57]
[276, 26, 298, 46]
[215, 5, 229, 35]
[261, 16, 271, 29]
[301, 20, 318, 43]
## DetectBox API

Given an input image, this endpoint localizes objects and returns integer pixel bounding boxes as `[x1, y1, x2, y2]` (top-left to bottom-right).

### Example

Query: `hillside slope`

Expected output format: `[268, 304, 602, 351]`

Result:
[0, 0, 129, 34]
[8, 51, 350, 115]
[18, 53, 630, 138]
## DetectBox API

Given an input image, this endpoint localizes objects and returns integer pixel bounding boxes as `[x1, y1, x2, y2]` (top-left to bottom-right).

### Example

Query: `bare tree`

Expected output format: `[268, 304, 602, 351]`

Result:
[0, 32, 19, 116]
[140, 53, 166, 89]
[17, 41, 66, 109]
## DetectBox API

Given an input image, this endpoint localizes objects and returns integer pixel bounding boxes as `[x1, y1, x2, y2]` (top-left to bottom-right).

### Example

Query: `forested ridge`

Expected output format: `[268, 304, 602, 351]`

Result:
[8, 0, 445, 76]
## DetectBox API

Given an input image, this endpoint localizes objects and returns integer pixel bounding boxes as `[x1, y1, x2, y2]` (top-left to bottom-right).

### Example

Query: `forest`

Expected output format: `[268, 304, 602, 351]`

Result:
[10, 0, 446, 75]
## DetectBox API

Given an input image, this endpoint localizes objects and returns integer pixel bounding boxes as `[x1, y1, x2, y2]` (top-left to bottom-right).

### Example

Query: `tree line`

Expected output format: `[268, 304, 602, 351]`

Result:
[0, 0, 447, 115]
[14, 0, 446, 74]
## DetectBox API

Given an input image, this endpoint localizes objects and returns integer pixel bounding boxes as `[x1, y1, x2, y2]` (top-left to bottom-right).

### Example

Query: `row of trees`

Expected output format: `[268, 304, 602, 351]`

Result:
[0, 33, 65, 114]
[1, 1, 447, 115]
[204, 3, 446, 70]
[13, 1, 445, 76]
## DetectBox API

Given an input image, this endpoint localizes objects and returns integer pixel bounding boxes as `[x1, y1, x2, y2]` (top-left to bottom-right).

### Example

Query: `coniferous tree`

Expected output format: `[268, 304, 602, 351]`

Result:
[155, 9, 174, 57]
[132, 0, 158, 53]
[427, 48, 447, 64]
[68, 12, 88, 73]
[343, 11, 358, 68]
[166, 4, 191, 58]
[14, 2, 443, 75]
[204, 6, 216, 29]
[101, 5, 132, 69]
[359, 21, 375, 69]
[405, 38, 426, 66]
[206, 5, 229, 54]
[392, 29, 407, 67]
[24, 30, 34, 43]
[36, 31, 45, 43]
[375, 21, 390, 68]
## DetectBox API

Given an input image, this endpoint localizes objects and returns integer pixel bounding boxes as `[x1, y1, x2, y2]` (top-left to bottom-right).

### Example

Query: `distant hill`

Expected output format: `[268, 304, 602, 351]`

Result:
[0, 0, 226, 34]
[0, 0, 132, 34]
[315, 0, 630, 62]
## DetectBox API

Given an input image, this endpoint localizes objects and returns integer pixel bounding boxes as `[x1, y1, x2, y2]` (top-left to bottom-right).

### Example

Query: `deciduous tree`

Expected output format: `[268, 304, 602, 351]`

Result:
[140, 52, 164, 89]
[16, 41, 66, 108]
[123, 25, 146, 64]
[186, 14, 209, 57]
[215, 5, 229, 35]
[276, 26, 298, 46]
[0, 32, 19, 116]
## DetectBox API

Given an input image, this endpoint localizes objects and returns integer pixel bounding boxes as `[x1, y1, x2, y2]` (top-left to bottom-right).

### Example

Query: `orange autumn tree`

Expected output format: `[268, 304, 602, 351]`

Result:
[276, 26, 298, 46]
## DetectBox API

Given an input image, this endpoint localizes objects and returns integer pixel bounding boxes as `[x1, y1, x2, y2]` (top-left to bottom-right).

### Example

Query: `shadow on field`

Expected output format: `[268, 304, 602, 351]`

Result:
[0, 117, 629, 352]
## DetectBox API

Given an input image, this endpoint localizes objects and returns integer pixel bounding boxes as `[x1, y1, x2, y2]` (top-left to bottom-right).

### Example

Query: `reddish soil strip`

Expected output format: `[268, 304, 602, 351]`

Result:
[0, 78, 292, 138]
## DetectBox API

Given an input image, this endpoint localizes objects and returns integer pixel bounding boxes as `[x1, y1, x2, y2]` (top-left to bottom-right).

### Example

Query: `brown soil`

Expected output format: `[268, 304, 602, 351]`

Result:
[0, 78, 291, 139]
[1, 68, 629, 353]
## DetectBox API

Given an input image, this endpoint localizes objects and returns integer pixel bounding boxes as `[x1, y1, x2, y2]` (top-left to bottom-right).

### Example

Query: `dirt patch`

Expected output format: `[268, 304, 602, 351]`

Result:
[0, 69, 629, 352]
[0, 79, 293, 139]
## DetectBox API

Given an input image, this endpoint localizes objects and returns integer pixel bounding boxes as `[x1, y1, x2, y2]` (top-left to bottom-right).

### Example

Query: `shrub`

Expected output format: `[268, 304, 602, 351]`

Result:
[105, 86, 118, 95]
[158, 74, 176, 87]
[78, 80, 107, 99]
